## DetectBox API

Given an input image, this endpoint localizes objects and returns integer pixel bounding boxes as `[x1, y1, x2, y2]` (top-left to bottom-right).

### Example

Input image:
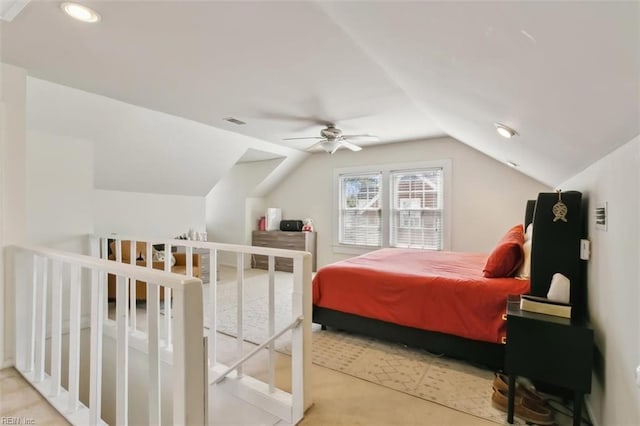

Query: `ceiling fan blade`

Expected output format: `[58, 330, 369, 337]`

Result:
[283, 136, 324, 141]
[306, 139, 330, 151]
[341, 134, 379, 141]
[340, 140, 363, 152]
[257, 111, 328, 125]
[330, 144, 341, 154]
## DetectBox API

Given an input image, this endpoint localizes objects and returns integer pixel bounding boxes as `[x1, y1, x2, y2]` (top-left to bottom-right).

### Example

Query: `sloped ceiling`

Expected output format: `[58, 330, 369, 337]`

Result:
[2, 1, 639, 188]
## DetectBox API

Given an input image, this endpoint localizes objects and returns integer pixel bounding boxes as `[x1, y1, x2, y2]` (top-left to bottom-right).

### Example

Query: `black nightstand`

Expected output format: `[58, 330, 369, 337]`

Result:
[505, 296, 593, 426]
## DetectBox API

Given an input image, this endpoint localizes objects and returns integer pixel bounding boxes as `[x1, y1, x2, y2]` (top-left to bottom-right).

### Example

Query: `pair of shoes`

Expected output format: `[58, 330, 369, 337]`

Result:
[493, 373, 547, 407]
[491, 387, 555, 425]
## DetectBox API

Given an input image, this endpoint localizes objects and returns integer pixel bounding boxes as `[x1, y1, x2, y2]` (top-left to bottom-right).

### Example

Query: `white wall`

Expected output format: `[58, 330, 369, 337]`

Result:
[206, 158, 283, 265]
[27, 131, 94, 253]
[93, 189, 206, 239]
[559, 135, 640, 426]
[265, 136, 551, 267]
[1, 63, 28, 367]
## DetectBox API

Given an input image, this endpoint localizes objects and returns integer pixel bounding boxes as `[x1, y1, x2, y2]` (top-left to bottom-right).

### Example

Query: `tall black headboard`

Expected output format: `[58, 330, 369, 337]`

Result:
[529, 191, 585, 319]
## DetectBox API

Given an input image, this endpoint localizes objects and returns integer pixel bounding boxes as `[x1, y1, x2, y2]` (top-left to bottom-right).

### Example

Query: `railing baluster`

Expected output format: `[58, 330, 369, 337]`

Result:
[268, 255, 275, 393]
[34, 256, 47, 383]
[186, 245, 193, 277]
[208, 248, 217, 370]
[116, 274, 129, 425]
[89, 269, 104, 425]
[146, 243, 161, 425]
[236, 252, 244, 377]
[68, 264, 82, 413]
[101, 237, 109, 319]
[164, 243, 172, 348]
[27, 254, 38, 373]
[50, 260, 63, 396]
[129, 240, 137, 330]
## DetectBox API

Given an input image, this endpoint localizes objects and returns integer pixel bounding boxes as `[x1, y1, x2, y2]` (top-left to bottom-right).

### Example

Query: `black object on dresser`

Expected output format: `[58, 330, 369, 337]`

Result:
[251, 230, 317, 272]
[505, 297, 593, 426]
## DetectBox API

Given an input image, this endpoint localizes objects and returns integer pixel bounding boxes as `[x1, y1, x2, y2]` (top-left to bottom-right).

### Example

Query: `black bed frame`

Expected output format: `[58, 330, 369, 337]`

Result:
[312, 192, 585, 371]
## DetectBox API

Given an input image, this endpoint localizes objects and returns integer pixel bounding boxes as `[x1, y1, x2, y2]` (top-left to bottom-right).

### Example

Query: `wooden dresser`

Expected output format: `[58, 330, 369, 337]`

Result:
[176, 247, 211, 285]
[251, 231, 317, 272]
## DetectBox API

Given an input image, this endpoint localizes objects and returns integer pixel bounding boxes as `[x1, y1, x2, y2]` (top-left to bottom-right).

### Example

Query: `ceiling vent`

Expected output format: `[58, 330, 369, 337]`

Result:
[223, 117, 246, 126]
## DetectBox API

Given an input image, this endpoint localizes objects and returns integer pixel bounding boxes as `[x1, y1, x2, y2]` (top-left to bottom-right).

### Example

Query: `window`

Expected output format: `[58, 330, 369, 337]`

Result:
[390, 168, 443, 250]
[335, 161, 450, 252]
[338, 173, 382, 246]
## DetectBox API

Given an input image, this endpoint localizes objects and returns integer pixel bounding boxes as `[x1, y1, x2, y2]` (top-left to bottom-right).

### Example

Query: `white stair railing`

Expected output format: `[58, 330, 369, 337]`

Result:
[94, 234, 313, 425]
[11, 244, 206, 426]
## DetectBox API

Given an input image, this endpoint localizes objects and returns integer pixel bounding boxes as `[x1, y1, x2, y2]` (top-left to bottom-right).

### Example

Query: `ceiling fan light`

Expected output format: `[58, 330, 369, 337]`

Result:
[494, 122, 518, 139]
[319, 140, 339, 153]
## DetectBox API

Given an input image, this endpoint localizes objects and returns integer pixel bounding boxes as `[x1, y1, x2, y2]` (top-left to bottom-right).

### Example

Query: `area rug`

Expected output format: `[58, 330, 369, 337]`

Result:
[207, 267, 526, 425]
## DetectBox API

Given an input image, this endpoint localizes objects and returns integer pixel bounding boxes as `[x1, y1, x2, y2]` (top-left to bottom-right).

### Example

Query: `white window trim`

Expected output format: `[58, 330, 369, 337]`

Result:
[333, 160, 452, 254]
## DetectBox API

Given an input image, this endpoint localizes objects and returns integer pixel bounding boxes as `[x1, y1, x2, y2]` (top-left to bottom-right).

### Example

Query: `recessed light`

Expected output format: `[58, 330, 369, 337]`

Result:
[60, 2, 101, 23]
[506, 161, 518, 168]
[494, 122, 518, 139]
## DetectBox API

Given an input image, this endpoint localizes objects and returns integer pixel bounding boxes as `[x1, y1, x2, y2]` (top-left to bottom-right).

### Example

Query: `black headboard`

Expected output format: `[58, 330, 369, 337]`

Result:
[529, 191, 585, 319]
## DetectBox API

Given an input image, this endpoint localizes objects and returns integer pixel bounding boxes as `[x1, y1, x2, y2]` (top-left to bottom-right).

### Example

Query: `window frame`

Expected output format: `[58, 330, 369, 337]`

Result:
[333, 160, 452, 255]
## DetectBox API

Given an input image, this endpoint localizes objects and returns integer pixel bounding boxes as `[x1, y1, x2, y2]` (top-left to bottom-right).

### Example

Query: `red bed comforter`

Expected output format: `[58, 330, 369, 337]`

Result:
[312, 248, 530, 344]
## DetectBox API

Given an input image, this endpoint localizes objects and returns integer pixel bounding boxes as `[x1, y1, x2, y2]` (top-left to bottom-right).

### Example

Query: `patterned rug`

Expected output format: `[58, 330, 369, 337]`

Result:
[209, 267, 525, 425]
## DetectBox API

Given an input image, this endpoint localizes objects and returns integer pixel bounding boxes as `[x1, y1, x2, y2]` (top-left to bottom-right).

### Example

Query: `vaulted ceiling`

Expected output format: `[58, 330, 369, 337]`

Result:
[2, 1, 639, 187]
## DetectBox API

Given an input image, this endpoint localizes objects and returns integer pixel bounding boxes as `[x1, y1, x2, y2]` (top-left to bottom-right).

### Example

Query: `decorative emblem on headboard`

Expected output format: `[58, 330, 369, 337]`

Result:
[552, 190, 568, 222]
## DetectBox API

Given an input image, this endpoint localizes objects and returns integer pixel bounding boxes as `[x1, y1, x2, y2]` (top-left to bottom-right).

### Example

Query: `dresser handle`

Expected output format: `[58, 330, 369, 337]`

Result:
[501, 313, 507, 321]
[501, 336, 507, 344]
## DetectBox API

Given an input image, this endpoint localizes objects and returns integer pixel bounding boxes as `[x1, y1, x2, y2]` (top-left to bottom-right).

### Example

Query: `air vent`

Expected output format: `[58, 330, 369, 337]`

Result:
[595, 202, 607, 231]
[223, 117, 246, 125]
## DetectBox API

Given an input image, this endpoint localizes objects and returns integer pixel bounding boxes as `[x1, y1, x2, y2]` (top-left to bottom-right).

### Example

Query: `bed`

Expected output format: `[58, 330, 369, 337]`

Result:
[312, 193, 585, 370]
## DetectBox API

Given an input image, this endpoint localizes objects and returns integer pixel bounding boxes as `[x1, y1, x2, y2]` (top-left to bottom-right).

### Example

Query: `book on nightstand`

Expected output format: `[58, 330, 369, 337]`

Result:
[519, 295, 572, 318]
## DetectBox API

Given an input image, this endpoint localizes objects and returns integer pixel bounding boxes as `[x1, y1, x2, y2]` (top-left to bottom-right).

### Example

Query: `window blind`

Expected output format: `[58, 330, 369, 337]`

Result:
[390, 168, 443, 250]
[339, 173, 382, 246]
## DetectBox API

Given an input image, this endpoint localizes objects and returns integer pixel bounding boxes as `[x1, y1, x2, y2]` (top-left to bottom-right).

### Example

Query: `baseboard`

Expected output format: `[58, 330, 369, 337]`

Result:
[1, 358, 15, 369]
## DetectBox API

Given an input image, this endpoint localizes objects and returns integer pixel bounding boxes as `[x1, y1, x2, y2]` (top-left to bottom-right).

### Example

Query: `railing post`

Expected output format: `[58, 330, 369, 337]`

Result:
[172, 280, 206, 425]
[292, 254, 312, 421]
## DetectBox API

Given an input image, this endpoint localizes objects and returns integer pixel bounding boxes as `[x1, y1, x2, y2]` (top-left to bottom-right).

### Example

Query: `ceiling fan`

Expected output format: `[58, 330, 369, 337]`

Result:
[283, 124, 378, 154]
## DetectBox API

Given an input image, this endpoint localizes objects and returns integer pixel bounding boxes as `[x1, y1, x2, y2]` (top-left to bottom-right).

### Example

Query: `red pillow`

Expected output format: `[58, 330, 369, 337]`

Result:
[483, 224, 525, 278]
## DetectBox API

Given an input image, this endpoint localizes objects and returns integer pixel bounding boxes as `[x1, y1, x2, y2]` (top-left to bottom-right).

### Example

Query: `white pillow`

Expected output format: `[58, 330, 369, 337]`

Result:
[515, 240, 532, 279]
[524, 223, 534, 242]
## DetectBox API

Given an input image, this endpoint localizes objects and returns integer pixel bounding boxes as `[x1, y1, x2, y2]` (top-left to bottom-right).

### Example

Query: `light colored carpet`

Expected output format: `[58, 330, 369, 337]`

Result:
[208, 267, 526, 425]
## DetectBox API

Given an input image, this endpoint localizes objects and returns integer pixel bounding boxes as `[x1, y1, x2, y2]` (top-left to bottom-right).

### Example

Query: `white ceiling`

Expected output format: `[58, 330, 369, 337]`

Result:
[2, 1, 639, 186]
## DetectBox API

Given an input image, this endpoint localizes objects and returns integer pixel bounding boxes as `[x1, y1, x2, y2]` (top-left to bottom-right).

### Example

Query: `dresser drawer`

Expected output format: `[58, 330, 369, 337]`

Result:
[251, 230, 316, 272]
[275, 257, 294, 272]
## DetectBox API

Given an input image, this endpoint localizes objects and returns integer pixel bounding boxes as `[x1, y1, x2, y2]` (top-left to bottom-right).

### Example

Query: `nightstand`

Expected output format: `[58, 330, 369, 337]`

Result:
[505, 296, 593, 426]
